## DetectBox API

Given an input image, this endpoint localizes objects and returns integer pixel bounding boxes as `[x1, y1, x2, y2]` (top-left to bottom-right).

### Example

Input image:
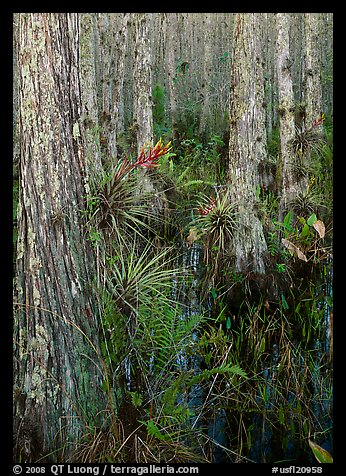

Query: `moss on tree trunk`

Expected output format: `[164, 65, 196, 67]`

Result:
[227, 13, 268, 275]
[14, 13, 106, 462]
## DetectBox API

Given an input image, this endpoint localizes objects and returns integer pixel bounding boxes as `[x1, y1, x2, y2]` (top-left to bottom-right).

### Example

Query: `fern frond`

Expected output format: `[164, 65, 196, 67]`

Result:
[189, 362, 247, 386]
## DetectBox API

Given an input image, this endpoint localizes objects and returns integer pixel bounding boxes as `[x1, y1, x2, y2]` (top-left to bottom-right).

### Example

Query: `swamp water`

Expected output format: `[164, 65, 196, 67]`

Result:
[175, 243, 333, 464]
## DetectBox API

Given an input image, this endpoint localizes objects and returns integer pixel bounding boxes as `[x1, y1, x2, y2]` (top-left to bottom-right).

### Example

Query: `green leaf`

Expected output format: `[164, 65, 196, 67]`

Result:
[307, 213, 317, 226]
[281, 292, 289, 310]
[129, 391, 143, 408]
[222, 363, 247, 378]
[101, 378, 109, 393]
[226, 316, 232, 330]
[283, 210, 293, 230]
[259, 336, 266, 354]
[190, 362, 247, 385]
[278, 404, 285, 425]
[308, 440, 333, 463]
[142, 420, 168, 441]
[301, 223, 310, 238]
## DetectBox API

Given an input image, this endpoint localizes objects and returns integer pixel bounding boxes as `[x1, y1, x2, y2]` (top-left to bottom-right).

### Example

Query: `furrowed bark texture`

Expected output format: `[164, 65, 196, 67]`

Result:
[198, 14, 213, 138]
[14, 13, 105, 462]
[276, 13, 304, 219]
[133, 12, 154, 153]
[163, 13, 178, 138]
[304, 13, 323, 127]
[80, 13, 103, 178]
[80, 13, 129, 179]
[95, 13, 130, 159]
[133, 13, 156, 194]
[227, 13, 268, 274]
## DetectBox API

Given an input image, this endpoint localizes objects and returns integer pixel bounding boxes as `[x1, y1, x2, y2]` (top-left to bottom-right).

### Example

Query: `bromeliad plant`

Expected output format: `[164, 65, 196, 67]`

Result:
[291, 114, 326, 158]
[290, 114, 327, 181]
[86, 140, 172, 247]
[186, 192, 239, 287]
[195, 192, 238, 257]
[114, 139, 172, 178]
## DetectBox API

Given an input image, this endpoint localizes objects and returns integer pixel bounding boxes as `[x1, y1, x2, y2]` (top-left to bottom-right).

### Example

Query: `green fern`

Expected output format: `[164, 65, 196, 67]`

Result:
[143, 419, 169, 441]
[189, 362, 247, 386]
[175, 166, 191, 185]
[136, 300, 208, 375]
[181, 179, 205, 189]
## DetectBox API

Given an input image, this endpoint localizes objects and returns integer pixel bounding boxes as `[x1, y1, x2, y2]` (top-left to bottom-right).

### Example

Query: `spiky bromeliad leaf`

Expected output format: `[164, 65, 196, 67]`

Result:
[291, 126, 325, 157]
[108, 242, 181, 315]
[196, 192, 238, 252]
[89, 167, 164, 248]
[288, 187, 326, 218]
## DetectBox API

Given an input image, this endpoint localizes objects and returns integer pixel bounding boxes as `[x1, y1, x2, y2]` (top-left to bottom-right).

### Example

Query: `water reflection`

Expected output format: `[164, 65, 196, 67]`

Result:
[176, 243, 332, 463]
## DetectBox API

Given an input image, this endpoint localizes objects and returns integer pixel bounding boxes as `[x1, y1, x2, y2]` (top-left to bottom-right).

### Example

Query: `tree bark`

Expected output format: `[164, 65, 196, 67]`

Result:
[276, 13, 303, 219]
[80, 13, 103, 178]
[227, 13, 268, 275]
[14, 13, 105, 462]
[263, 13, 276, 143]
[110, 14, 130, 156]
[163, 13, 179, 139]
[80, 13, 129, 171]
[198, 14, 213, 140]
[304, 13, 323, 127]
[95, 14, 130, 159]
[133, 12, 154, 153]
[320, 13, 333, 117]
[132, 13, 156, 195]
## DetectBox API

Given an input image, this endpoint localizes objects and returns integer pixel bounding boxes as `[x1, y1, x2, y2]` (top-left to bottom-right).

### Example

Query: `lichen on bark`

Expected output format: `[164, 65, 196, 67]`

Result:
[14, 13, 106, 462]
[227, 13, 268, 275]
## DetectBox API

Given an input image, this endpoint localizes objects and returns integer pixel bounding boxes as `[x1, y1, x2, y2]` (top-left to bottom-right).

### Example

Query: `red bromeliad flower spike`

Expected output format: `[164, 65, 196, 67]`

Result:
[134, 139, 172, 169]
[114, 139, 172, 179]
[311, 113, 325, 130]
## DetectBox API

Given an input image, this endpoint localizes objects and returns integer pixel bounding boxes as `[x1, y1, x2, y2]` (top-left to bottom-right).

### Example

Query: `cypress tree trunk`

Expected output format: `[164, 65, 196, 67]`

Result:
[133, 13, 156, 194]
[14, 13, 106, 462]
[95, 14, 130, 159]
[80, 13, 129, 169]
[111, 13, 130, 156]
[198, 14, 213, 140]
[320, 13, 333, 117]
[227, 13, 268, 275]
[133, 12, 154, 153]
[263, 13, 276, 144]
[80, 13, 103, 177]
[164, 13, 179, 139]
[304, 13, 323, 127]
[276, 13, 304, 219]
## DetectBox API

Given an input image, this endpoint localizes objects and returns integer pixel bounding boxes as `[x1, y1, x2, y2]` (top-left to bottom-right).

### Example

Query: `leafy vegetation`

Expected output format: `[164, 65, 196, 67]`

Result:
[13, 113, 332, 462]
[13, 18, 333, 462]
[73, 111, 332, 462]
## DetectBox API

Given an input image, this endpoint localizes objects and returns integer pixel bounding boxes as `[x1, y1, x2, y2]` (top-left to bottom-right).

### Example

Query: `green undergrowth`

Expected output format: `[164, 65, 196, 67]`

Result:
[13, 106, 333, 462]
